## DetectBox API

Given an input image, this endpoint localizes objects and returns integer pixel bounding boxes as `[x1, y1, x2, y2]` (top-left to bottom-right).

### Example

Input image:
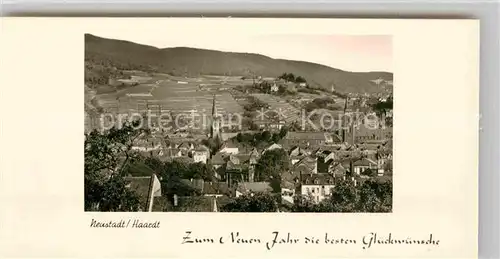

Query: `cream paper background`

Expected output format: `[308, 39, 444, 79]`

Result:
[0, 18, 479, 258]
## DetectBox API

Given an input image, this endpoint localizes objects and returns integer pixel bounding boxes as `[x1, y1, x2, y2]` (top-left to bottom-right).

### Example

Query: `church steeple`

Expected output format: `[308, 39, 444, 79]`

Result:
[342, 97, 349, 142]
[210, 94, 220, 139]
[211, 93, 217, 117]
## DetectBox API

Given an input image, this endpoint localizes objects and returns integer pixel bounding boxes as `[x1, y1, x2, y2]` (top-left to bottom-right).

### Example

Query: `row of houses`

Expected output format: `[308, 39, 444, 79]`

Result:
[127, 129, 392, 209]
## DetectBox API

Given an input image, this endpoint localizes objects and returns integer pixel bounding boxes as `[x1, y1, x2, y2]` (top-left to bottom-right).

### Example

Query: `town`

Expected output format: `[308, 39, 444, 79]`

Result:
[84, 34, 393, 213]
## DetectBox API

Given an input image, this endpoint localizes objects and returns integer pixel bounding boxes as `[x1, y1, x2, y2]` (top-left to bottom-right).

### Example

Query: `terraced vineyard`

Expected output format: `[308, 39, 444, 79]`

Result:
[250, 94, 301, 123]
[88, 73, 246, 132]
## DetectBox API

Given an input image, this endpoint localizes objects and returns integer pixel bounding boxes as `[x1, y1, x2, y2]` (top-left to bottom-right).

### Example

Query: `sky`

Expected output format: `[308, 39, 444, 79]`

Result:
[89, 32, 392, 73]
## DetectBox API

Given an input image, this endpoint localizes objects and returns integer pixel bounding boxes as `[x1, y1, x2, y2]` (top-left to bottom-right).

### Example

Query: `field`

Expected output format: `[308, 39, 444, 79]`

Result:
[91, 73, 246, 120]
[250, 94, 301, 123]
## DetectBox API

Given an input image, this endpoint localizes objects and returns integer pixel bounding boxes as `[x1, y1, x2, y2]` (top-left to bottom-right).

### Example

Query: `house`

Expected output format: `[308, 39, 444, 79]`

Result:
[281, 188, 296, 205]
[300, 174, 336, 204]
[221, 132, 239, 141]
[253, 118, 286, 131]
[349, 125, 393, 143]
[210, 152, 227, 170]
[235, 182, 273, 197]
[177, 142, 195, 152]
[270, 83, 279, 92]
[292, 156, 318, 175]
[192, 145, 210, 164]
[202, 182, 232, 197]
[161, 148, 183, 160]
[328, 163, 348, 178]
[317, 150, 336, 163]
[131, 135, 163, 152]
[281, 132, 342, 149]
[316, 151, 336, 174]
[249, 148, 260, 160]
[247, 149, 260, 182]
[281, 168, 301, 192]
[352, 158, 378, 175]
[183, 179, 231, 198]
[220, 140, 240, 155]
[289, 146, 310, 165]
[225, 154, 250, 187]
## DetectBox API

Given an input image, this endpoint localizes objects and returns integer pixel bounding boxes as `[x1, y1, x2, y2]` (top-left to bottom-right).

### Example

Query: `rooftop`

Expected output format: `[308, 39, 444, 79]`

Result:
[301, 173, 336, 185]
[236, 182, 273, 193]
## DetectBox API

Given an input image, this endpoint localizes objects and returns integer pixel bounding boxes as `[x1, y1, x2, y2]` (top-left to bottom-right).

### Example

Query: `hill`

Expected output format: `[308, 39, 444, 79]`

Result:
[85, 34, 393, 93]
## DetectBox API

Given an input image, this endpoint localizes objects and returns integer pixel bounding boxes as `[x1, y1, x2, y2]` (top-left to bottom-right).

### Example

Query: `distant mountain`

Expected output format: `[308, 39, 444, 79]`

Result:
[85, 34, 393, 93]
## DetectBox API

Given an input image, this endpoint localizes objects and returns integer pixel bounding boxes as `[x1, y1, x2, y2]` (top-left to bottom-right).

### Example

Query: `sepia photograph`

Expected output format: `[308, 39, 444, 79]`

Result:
[84, 33, 393, 213]
[1, 17, 479, 258]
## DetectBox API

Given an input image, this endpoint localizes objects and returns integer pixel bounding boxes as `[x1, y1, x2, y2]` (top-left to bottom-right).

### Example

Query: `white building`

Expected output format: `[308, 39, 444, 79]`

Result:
[219, 140, 239, 155]
[352, 158, 379, 175]
[193, 146, 210, 164]
[281, 188, 295, 204]
[300, 174, 336, 204]
[270, 83, 279, 92]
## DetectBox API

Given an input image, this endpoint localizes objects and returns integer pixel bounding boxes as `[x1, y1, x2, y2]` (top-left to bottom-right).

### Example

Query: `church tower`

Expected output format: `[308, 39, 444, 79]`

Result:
[342, 97, 349, 142]
[210, 94, 221, 139]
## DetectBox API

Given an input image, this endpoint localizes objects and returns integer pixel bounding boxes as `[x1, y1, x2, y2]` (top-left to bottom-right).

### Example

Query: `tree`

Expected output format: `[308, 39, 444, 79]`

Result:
[221, 192, 279, 212]
[84, 121, 147, 211]
[278, 73, 295, 82]
[360, 168, 377, 177]
[295, 76, 307, 83]
[202, 137, 223, 155]
[97, 176, 141, 212]
[185, 162, 214, 181]
[255, 149, 290, 192]
[328, 179, 359, 212]
[356, 179, 392, 212]
[278, 126, 288, 139]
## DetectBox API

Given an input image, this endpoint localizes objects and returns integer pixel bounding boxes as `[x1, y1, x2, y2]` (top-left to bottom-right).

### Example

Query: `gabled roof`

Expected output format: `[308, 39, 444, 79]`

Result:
[194, 144, 210, 152]
[263, 143, 283, 153]
[202, 182, 231, 196]
[249, 148, 260, 158]
[177, 142, 193, 149]
[329, 163, 347, 177]
[289, 146, 309, 157]
[226, 154, 241, 170]
[211, 152, 226, 165]
[235, 154, 251, 164]
[285, 132, 329, 141]
[236, 182, 273, 193]
[293, 156, 317, 174]
[229, 154, 240, 164]
[222, 139, 240, 149]
[353, 158, 378, 167]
